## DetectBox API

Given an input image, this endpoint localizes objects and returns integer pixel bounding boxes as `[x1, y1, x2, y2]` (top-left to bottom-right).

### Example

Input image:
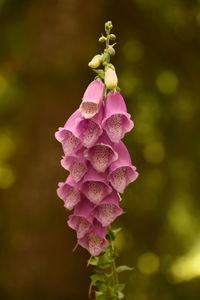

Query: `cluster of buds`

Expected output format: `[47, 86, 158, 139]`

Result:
[55, 21, 138, 257]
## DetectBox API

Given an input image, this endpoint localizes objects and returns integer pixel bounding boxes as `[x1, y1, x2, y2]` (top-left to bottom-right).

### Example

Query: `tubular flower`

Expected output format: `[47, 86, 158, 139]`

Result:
[79, 80, 104, 119]
[102, 91, 134, 142]
[55, 34, 138, 257]
[108, 142, 139, 193]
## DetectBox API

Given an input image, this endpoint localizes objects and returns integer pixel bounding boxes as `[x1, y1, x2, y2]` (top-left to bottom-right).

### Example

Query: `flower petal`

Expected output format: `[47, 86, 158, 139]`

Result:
[102, 91, 134, 142]
[81, 167, 112, 204]
[84, 132, 118, 173]
[56, 175, 81, 210]
[108, 142, 139, 193]
[79, 80, 104, 119]
[61, 150, 87, 182]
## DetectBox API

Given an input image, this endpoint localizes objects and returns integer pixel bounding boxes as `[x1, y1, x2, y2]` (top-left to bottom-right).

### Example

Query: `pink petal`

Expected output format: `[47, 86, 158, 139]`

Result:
[102, 91, 134, 142]
[93, 191, 123, 227]
[76, 106, 103, 148]
[108, 142, 139, 193]
[81, 167, 112, 204]
[79, 80, 104, 119]
[84, 132, 118, 173]
[67, 197, 95, 238]
[56, 175, 81, 210]
[78, 220, 108, 256]
[55, 110, 82, 155]
[61, 150, 88, 182]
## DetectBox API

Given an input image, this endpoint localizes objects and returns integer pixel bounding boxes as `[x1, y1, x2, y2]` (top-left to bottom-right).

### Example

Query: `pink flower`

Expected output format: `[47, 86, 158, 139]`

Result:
[78, 220, 108, 256]
[55, 110, 82, 156]
[57, 175, 81, 210]
[76, 106, 103, 148]
[102, 91, 134, 142]
[67, 196, 94, 238]
[81, 167, 112, 204]
[84, 132, 118, 173]
[108, 142, 139, 193]
[79, 80, 104, 119]
[93, 191, 123, 227]
[61, 149, 87, 183]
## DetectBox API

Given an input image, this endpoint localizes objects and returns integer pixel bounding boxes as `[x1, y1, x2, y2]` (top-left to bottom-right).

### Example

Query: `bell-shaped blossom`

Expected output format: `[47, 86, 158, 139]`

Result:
[79, 80, 104, 119]
[102, 91, 134, 142]
[108, 142, 139, 193]
[55, 110, 82, 156]
[81, 167, 112, 204]
[76, 106, 103, 148]
[78, 220, 108, 256]
[57, 175, 81, 210]
[67, 197, 94, 238]
[61, 150, 87, 183]
[84, 132, 118, 173]
[93, 191, 123, 227]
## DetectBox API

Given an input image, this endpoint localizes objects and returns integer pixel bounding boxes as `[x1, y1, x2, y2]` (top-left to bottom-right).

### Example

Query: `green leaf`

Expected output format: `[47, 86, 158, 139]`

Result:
[115, 283, 125, 292]
[116, 265, 134, 273]
[90, 273, 107, 285]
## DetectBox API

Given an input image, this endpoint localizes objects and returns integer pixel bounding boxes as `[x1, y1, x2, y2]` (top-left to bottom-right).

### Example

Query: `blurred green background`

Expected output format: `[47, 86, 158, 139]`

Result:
[0, 0, 200, 299]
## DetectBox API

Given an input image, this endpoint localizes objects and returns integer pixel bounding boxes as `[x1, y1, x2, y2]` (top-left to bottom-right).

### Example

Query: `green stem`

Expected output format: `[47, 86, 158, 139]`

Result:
[109, 226, 119, 288]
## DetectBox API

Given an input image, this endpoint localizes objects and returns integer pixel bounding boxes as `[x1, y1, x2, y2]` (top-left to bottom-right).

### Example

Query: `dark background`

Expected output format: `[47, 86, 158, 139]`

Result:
[0, 0, 200, 299]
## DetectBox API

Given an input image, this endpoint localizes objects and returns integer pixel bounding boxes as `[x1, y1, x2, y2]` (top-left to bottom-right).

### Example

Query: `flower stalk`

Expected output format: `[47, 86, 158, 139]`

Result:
[55, 20, 138, 300]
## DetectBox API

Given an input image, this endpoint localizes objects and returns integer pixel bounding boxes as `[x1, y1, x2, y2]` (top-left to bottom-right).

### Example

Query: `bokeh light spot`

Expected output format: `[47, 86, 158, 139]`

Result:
[137, 252, 160, 275]
[0, 165, 15, 189]
[170, 245, 200, 282]
[0, 133, 16, 161]
[123, 39, 144, 62]
[0, 75, 8, 97]
[156, 71, 178, 94]
[143, 141, 165, 163]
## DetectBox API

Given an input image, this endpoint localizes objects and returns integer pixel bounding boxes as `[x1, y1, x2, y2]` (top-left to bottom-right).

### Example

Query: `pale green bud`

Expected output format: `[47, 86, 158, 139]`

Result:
[105, 21, 113, 33]
[88, 54, 102, 68]
[109, 34, 116, 40]
[107, 46, 115, 56]
[105, 68, 118, 89]
[99, 36, 107, 43]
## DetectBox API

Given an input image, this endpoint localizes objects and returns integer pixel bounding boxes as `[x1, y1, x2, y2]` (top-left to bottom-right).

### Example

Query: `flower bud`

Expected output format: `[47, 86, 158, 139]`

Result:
[109, 34, 116, 40]
[105, 21, 113, 32]
[88, 54, 102, 69]
[105, 68, 118, 89]
[98, 36, 107, 43]
[107, 46, 115, 56]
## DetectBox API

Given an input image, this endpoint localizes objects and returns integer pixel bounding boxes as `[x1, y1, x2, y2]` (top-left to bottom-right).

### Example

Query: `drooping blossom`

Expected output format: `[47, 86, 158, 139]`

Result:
[81, 167, 112, 204]
[92, 191, 123, 227]
[78, 219, 108, 256]
[61, 149, 87, 183]
[57, 175, 81, 210]
[79, 80, 104, 119]
[102, 91, 134, 142]
[84, 132, 118, 173]
[108, 142, 139, 193]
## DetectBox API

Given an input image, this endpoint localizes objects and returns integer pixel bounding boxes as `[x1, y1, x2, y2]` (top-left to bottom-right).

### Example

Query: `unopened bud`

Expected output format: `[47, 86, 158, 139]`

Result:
[99, 36, 107, 43]
[105, 21, 113, 33]
[88, 55, 102, 69]
[107, 46, 115, 56]
[109, 34, 116, 40]
[105, 68, 118, 89]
